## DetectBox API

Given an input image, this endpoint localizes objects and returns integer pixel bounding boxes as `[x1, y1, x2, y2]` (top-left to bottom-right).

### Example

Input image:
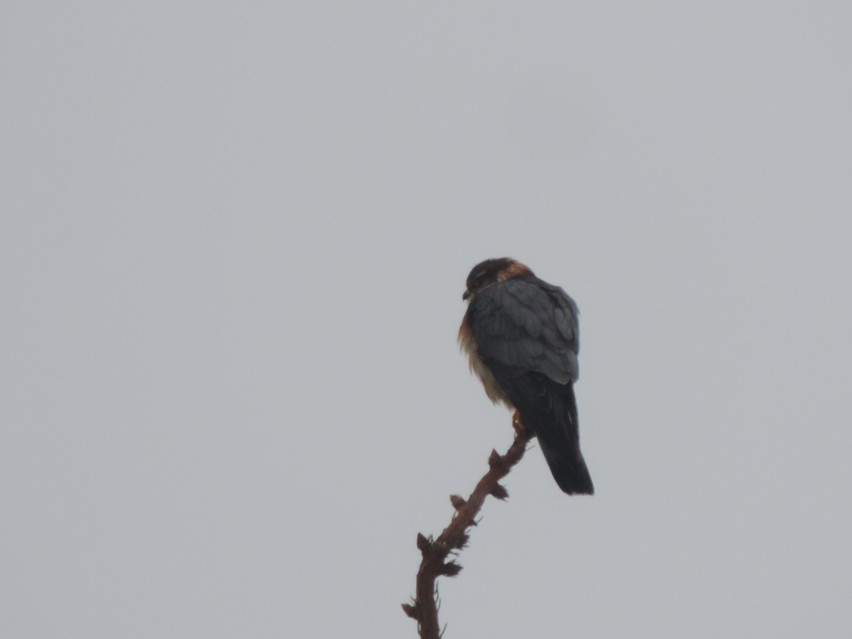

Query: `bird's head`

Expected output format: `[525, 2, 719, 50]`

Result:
[463, 257, 533, 300]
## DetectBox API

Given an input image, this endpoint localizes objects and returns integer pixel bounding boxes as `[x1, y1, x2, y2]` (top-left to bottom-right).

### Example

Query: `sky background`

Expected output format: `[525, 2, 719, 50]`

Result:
[3, 3, 852, 637]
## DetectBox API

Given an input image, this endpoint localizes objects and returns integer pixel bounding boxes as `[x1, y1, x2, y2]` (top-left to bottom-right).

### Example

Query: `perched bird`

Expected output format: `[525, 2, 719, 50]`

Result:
[459, 258, 594, 495]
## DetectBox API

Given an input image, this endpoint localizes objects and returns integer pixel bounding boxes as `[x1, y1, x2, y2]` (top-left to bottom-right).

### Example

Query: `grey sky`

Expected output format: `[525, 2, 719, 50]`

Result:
[2, 3, 851, 637]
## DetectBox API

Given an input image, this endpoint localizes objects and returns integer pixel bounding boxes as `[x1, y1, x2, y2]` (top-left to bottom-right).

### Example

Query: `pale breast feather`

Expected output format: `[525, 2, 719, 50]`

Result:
[458, 316, 514, 407]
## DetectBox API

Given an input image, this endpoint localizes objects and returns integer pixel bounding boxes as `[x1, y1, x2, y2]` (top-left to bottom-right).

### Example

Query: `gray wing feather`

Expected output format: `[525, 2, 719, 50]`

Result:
[469, 278, 579, 383]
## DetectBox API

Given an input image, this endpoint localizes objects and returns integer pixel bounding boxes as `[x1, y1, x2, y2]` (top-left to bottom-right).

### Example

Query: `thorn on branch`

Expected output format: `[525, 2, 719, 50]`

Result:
[416, 533, 432, 554]
[488, 449, 502, 468]
[441, 561, 462, 577]
[401, 603, 418, 619]
[490, 482, 509, 500]
[449, 494, 466, 510]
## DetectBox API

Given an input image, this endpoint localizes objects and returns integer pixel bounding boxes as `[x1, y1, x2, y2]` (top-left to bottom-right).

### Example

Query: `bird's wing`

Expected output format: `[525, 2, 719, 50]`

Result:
[467, 278, 579, 384]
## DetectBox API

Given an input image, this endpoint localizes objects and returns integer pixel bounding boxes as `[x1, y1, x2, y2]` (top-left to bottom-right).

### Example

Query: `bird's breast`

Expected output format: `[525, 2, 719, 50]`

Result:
[458, 315, 514, 408]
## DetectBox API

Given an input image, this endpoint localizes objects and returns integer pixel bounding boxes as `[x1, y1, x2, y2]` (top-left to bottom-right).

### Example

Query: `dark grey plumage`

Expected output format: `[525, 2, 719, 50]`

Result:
[460, 259, 593, 495]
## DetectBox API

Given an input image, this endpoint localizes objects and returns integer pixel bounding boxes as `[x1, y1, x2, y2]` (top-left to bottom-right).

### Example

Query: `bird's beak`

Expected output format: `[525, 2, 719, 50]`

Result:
[462, 289, 471, 301]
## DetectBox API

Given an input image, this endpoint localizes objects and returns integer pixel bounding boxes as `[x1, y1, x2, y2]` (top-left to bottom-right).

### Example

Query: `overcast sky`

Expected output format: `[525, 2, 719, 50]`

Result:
[3, 3, 852, 638]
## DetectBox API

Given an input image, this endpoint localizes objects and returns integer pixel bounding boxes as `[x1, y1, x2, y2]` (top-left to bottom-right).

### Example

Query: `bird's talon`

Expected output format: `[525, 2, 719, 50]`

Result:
[512, 411, 529, 436]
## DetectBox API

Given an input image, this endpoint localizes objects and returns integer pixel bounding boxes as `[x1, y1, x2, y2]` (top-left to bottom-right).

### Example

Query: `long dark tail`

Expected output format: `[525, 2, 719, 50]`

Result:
[532, 382, 594, 495]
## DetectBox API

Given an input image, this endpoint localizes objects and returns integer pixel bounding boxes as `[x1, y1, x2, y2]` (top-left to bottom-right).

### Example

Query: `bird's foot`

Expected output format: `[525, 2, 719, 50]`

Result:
[512, 411, 531, 437]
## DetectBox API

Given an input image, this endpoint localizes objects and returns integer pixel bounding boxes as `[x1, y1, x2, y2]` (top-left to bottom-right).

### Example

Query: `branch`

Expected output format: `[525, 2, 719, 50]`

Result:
[402, 425, 534, 638]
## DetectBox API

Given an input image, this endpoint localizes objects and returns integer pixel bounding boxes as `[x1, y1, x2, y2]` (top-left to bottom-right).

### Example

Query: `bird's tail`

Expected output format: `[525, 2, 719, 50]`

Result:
[534, 383, 594, 495]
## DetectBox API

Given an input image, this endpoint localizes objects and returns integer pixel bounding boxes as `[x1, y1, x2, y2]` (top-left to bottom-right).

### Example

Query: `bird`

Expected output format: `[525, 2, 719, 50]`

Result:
[458, 258, 594, 495]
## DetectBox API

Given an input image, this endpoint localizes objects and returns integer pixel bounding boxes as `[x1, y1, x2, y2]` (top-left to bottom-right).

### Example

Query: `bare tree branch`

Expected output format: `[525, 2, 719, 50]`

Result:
[402, 424, 534, 638]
